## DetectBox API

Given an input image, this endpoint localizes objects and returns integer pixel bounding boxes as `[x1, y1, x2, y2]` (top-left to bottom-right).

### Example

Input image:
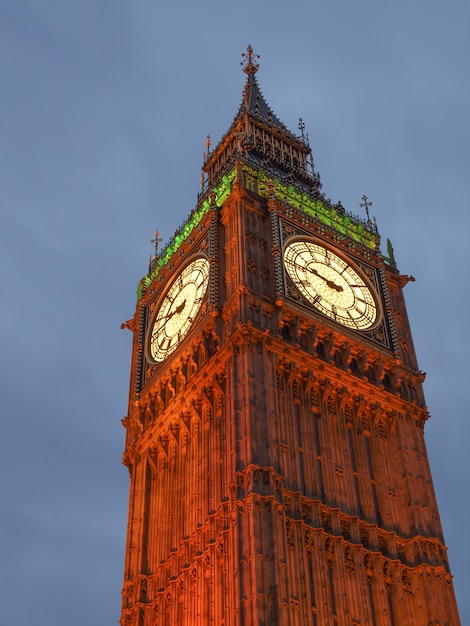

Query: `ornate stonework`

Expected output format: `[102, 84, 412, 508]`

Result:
[120, 49, 460, 625]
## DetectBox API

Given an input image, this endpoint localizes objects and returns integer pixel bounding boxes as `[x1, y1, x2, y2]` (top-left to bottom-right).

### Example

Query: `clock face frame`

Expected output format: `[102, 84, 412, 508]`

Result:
[283, 239, 381, 330]
[148, 256, 210, 363]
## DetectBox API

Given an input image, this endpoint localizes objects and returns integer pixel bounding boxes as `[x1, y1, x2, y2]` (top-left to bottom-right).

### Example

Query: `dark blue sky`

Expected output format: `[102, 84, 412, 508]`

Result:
[1, 2, 469, 624]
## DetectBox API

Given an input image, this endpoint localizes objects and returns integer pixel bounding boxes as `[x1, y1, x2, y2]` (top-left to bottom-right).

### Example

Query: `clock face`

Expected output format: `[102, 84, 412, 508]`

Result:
[283, 240, 379, 330]
[148, 256, 210, 363]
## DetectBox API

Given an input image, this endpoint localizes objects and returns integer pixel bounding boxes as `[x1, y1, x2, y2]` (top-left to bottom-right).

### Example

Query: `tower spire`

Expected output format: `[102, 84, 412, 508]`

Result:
[204, 46, 320, 191]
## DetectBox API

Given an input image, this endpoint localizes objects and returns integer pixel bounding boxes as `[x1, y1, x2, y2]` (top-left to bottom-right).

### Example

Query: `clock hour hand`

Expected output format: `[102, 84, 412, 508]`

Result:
[325, 277, 343, 293]
[306, 266, 343, 292]
[154, 300, 187, 333]
[166, 299, 187, 320]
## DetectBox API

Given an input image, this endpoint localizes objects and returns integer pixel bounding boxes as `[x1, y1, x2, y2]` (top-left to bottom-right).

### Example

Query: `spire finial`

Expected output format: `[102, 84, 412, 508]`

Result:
[298, 117, 310, 145]
[150, 230, 163, 257]
[241, 45, 260, 75]
[360, 194, 373, 223]
[204, 134, 212, 157]
[387, 238, 396, 268]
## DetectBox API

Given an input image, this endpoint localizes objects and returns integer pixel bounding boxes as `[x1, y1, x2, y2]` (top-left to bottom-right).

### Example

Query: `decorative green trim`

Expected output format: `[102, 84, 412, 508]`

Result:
[244, 164, 380, 250]
[214, 170, 236, 206]
[137, 163, 379, 301]
[137, 169, 237, 300]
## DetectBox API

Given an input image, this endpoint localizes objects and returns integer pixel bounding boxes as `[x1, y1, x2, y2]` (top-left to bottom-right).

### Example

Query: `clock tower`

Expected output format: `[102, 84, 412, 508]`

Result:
[120, 47, 460, 625]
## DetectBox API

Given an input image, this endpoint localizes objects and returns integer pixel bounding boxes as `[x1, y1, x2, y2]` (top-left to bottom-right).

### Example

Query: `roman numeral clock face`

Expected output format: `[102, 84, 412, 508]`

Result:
[283, 240, 380, 330]
[148, 257, 210, 363]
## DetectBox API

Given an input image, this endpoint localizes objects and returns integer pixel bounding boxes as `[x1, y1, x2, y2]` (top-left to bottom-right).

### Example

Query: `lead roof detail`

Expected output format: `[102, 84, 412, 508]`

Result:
[238, 45, 287, 134]
[203, 45, 316, 190]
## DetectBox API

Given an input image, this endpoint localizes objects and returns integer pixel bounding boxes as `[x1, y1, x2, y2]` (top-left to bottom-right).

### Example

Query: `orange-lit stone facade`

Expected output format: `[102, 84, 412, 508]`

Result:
[120, 54, 460, 625]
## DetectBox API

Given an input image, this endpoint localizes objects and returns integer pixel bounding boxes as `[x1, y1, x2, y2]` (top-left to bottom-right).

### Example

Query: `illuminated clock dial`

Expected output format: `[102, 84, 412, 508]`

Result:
[283, 240, 379, 330]
[149, 257, 210, 363]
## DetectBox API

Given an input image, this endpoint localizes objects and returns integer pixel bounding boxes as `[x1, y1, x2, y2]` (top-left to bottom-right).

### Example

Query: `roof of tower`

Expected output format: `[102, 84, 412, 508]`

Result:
[203, 45, 314, 188]
[237, 45, 285, 131]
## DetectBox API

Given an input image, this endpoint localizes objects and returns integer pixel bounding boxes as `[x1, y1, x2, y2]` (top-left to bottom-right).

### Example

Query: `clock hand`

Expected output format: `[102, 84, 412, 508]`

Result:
[153, 300, 187, 335]
[174, 299, 187, 315]
[164, 299, 187, 321]
[292, 260, 344, 292]
[309, 267, 343, 292]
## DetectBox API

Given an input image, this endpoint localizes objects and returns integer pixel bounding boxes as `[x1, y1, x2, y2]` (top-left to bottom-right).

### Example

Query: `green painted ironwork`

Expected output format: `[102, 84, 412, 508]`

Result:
[244, 164, 380, 250]
[137, 169, 236, 300]
[137, 163, 379, 301]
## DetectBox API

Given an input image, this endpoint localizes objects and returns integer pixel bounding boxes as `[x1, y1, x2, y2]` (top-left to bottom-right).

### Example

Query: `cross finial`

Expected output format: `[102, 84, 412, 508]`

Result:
[241, 45, 260, 75]
[150, 230, 163, 256]
[298, 117, 309, 145]
[204, 134, 212, 157]
[360, 194, 373, 222]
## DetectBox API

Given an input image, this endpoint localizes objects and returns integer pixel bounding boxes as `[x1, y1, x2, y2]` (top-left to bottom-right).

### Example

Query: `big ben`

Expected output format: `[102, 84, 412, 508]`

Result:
[120, 47, 460, 625]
